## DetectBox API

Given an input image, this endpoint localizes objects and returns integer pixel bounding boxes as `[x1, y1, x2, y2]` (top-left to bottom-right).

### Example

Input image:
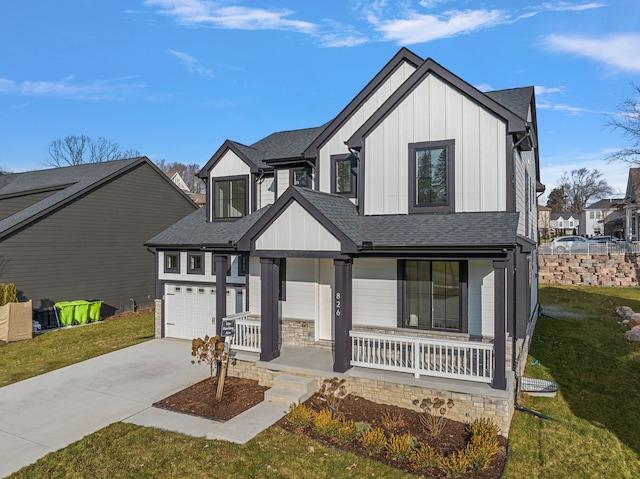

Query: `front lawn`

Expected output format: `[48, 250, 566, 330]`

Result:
[0, 310, 155, 387]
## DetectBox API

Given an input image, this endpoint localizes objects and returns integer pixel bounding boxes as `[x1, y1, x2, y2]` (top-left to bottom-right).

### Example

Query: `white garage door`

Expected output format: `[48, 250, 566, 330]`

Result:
[164, 284, 217, 340]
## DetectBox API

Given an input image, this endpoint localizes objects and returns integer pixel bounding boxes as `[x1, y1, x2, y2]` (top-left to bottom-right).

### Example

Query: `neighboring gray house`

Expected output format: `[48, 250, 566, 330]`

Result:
[147, 48, 542, 433]
[0, 157, 197, 314]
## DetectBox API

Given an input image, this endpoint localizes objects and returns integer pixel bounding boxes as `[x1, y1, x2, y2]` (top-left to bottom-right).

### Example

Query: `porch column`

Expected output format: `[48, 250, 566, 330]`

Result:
[260, 258, 280, 361]
[493, 259, 507, 390]
[514, 248, 528, 341]
[333, 258, 353, 373]
[214, 255, 228, 337]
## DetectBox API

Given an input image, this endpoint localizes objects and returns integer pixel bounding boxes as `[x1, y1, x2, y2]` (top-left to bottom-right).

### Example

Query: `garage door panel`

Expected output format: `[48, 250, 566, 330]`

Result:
[165, 284, 217, 340]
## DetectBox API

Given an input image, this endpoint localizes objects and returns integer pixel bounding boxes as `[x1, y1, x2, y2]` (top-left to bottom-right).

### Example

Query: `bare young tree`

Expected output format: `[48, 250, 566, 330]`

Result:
[155, 159, 205, 194]
[45, 135, 140, 167]
[558, 168, 614, 213]
[606, 83, 640, 165]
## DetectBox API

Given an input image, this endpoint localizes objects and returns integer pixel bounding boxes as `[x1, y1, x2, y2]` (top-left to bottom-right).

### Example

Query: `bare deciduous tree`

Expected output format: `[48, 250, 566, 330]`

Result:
[45, 135, 140, 167]
[558, 168, 614, 213]
[606, 83, 640, 166]
[155, 159, 205, 194]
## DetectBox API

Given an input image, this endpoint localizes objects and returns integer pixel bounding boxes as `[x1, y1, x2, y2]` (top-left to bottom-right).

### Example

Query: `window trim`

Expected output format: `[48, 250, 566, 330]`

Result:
[408, 139, 455, 214]
[289, 165, 312, 189]
[163, 251, 180, 274]
[187, 252, 204, 275]
[212, 175, 249, 220]
[330, 153, 357, 198]
[397, 259, 468, 333]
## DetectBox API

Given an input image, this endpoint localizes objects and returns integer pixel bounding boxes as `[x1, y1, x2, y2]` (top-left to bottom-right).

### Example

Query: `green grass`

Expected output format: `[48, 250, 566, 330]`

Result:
[7, 422, 417, 479]
[504, 286, 640, 478]
[0, 312, 155, 387]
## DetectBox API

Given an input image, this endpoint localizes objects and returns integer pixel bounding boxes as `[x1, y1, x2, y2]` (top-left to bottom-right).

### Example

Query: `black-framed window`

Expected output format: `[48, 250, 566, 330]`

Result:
[409, 140, 455, 213]
[398, 260, 467, 332]
[330, 153, 357, 197]
[187, 252, 204, 274]
[164, 252, 180, 273]
[290, 166, 312, 188]
[213, 176, 248, 219]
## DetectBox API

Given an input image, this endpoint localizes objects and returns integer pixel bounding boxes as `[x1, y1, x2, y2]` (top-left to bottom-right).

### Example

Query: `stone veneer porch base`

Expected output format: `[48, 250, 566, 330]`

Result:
[227, 351, 515, 437]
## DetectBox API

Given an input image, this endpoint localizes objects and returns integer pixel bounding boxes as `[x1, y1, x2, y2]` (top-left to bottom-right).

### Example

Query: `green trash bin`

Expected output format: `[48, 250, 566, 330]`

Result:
[54, 302, 75, 327]
[71, 300, 90, 325]
[88, 301, 103, 323]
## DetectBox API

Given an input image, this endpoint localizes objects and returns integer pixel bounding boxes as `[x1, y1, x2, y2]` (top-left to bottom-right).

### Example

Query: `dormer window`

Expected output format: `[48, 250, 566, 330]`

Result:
[409, 140, 455, 213]
[331, 153, 357, 198]
[213, 176, 248, 219]
[290, 166, 312, 188]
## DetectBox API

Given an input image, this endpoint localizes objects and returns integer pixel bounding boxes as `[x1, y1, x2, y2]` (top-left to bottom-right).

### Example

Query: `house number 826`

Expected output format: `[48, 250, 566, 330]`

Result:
[335, 292, 341, 316]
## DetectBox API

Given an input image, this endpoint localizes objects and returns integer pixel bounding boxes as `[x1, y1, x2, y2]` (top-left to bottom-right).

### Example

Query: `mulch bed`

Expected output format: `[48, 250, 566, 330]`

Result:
[155, 376, 507, 477]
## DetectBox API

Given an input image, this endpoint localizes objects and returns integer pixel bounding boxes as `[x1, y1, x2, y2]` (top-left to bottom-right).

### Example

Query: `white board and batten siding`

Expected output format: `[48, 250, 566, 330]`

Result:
[158, 251, 216, 283]
[276, 169, 290, 199]
[209, 149, 253, 218]
[281, 258, 317, 321]
[257, 176, 275, 209]
[467, 260, 495, 338]
[351, 259, 397, 328]
[254, 201, 341, 252]
[317, 61, 418, 194]
[363, 74, 508, 216]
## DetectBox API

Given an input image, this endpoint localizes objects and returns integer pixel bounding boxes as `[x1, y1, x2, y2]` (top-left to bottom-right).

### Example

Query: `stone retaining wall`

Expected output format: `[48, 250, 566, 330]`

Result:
[539, 253, 640, 286]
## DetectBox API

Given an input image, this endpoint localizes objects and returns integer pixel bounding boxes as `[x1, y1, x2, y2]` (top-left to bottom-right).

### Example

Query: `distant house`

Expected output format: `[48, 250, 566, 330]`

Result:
[538, 205, 551, 238]
[0, 158, 197, 314]
[579, 198, 623, 237]
[147, 48, 542, 434]
[624, 168, 640, 241]
[167, 171, 205, 207]
[550, 213, 579, 235]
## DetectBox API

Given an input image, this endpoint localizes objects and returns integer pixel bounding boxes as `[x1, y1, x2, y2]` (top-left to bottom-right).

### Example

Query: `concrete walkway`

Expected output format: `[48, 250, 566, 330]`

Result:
[0, 339, 211, 478]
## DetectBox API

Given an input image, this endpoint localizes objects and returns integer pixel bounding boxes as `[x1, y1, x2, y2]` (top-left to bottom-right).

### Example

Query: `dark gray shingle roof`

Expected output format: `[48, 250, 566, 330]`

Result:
[250, 125, 327, 162]
[0, 158, 146, 237]
[485, 87, 534, 121]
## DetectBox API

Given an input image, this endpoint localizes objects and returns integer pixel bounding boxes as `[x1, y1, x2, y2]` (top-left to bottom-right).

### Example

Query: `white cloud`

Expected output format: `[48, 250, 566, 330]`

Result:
[537, 100, 610, 115]
[168, 49, 215, 77]
[374, 9, 507, 44]
[544, 34, 640, 72]
[535, 85, 567, 96]
[0, 76, 144, 100]
[145, 0, 317, 33]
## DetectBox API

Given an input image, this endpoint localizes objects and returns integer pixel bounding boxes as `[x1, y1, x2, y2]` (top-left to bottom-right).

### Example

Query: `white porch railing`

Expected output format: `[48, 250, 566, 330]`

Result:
[350, 331, 494, 383]
[226, 312, 261, 352]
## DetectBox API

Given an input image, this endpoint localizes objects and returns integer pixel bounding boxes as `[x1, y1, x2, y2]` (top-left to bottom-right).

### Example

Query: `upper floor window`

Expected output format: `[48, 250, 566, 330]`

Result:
[213, 176, 247, 219]
[589, 211, 595, 219]
[409, 140, 455, 213]
[290, 166, 312, 188]
[164, 252, 180, 273]
[330, 154, 357, 197]
[187, 253, 204, 274]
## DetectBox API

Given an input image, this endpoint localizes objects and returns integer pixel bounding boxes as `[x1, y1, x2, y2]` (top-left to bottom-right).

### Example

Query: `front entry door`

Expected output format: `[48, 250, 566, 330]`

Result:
[317, 259, 334, 341]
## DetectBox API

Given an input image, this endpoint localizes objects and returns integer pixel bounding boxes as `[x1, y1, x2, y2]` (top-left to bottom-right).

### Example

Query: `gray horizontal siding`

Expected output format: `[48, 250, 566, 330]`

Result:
[0, 163, 196, 313]
[0, 190, 59, 220]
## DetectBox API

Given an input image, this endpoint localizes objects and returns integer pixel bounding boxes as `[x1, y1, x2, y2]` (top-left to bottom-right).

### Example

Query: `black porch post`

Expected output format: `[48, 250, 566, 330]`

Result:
[333, 258, 353, 373]
[214, 255, 228, 337]
[493, 259, 507, 390]
[260, 257, 280, 361]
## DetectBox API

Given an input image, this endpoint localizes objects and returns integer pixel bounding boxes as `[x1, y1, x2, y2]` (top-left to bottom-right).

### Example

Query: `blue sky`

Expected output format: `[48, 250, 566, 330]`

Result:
[1, 1, 638, 201]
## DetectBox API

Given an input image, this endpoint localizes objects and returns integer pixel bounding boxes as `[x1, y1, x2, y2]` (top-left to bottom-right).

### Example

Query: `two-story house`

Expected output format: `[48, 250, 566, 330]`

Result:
[147, 48, 542, 433]
[550, 213, 579, 236]
[579, 198, 623, 237]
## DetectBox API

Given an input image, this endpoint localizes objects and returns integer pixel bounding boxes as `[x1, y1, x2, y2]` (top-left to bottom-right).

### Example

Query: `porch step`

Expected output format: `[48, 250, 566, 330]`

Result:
[264, 374, 316, 406]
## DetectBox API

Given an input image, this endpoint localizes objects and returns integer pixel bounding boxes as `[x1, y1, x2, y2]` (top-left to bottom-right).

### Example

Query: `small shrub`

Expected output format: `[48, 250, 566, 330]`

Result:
[313, 408, 340, 436]
[3, 283, 18, 304]
[385, 432, 417, 460]
[410, 442, 440, 471]
[415, 397, 455, 437]
[318, 377, 348, 411]
[0, 284, 4, 306]
[381, 408, 406, 430]
[360, 426, 387, 453]
[286, 402, 315, 427]
[437, 449, 470, 478]
[355, 421, 371, 438]
[465, 418, 500, 471]
[336, 418, 359, 443]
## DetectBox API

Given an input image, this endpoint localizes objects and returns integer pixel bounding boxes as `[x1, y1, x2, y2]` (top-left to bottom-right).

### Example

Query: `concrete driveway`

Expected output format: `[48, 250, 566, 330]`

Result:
[0, 339, 209, 478]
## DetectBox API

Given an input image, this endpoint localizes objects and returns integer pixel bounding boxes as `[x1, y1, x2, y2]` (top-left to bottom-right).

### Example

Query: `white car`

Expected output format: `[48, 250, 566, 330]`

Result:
[549, 236, 593, 253]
